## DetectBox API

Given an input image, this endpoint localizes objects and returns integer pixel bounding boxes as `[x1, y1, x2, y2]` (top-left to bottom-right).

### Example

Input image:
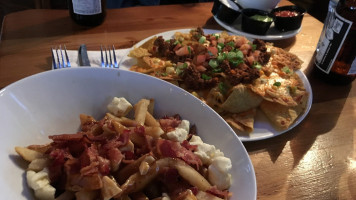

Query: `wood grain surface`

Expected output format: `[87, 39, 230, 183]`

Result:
[0, 1, 355, 199]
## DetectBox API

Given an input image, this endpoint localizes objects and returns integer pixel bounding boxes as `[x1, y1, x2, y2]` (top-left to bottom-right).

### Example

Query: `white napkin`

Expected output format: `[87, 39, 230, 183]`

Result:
[51, 48, 130, 69]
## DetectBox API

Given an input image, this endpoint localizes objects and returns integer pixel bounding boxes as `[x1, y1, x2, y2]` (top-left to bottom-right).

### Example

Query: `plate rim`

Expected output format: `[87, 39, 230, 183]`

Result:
[118, 28, 313, 142]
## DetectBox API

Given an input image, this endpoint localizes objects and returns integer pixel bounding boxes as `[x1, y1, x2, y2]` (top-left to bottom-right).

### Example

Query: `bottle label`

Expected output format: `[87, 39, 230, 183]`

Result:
[315, 11, 353, 74]
[72, 0, 102, 15]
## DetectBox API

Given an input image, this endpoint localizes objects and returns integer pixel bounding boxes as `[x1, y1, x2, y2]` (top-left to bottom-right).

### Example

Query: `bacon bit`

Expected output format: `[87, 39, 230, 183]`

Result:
[156, 139, 202, 168]
[206, 186, 231, 199]
[49, 133, 84, 142]
[107, 148, 123, 172]
[98, 156, 111, 175]
[159, 116, 182, 132]
[122, 151, 135, 161]
[181, 140, 198, 152]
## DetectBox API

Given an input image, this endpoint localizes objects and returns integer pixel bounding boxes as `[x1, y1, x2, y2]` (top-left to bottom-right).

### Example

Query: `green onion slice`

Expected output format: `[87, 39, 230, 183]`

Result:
[199, 36, 206, 44]
[209, 59, 219, 68]
[217, 53, 227, 62]
[227, 41, 235, 47]
[201, 74, 212, 80]
[252, 62, 262, 69]
[273, 82, 281, 87]
[282, 66, 291, 74]
[218, 82, 228, 95]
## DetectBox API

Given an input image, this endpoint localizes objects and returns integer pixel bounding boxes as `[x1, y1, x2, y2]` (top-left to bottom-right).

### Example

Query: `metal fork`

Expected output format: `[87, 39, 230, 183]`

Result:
[51, 45, 71, 69]
[100, 45, 118, 68]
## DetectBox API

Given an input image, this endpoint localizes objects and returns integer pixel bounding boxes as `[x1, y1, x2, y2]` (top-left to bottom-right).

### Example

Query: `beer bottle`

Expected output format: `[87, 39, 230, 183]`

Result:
[68, 0, 106, 26]
[314, 0, 356, 84]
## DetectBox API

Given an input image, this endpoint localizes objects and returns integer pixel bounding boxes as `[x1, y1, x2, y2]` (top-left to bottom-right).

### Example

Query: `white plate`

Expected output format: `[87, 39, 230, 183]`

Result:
[214, 15, 301, 40]
[0, 68, 256, 200]
[119, 28, 313, 142]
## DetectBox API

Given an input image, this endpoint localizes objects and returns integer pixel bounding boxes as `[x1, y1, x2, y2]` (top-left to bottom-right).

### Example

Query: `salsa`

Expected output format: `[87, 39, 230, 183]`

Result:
[250, 14, 273, 22]
[274, 10, 299, 17]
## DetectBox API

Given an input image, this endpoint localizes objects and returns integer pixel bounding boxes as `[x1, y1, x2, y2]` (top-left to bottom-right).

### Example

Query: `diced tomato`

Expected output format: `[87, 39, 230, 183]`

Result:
[196, 65, 207, 72]
[211, 40, 217, 46]
[207, 46, 218, 56]
[175, 46, 193, 56]
[196, 54, 206, 65]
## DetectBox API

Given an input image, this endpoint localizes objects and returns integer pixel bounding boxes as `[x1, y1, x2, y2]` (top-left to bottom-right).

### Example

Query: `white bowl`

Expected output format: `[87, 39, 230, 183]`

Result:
[0, 68, 256, 200]
[236, 0, 281, 10]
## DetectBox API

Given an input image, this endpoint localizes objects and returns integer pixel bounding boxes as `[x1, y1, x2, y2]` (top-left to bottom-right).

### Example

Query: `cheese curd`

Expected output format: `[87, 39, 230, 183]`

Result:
[189, 135, 232, 190]
[166, 128, 188, 142]
[189, 135, 224, 165]
[166, 120, 190, 142]
[208, 156, 232, 190]
[26, 168, 55, 200]
[107, 97, 133, 117]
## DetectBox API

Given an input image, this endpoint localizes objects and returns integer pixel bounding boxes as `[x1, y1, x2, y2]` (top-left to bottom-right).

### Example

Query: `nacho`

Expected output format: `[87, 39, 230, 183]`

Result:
[128, 28, 309, 134]
[259, 92, 308, 130]
[224, 109, 256, 133]
[221, 84, 263, 113]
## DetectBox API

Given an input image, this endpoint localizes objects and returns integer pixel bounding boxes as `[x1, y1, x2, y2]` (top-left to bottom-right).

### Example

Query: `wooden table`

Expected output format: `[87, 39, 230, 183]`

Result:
[1, 1, 355, 199]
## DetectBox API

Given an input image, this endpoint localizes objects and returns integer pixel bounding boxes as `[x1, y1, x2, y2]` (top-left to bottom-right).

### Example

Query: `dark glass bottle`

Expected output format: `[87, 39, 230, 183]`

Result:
[314, 0, 356, 84]
[68, 0, 106, 26]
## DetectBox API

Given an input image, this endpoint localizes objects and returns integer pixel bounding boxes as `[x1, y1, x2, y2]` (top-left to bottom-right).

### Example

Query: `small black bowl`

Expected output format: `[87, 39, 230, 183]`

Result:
[241, 8, 275, 35]
[271, 5, 306, 32]
[213, 0, 242, 24]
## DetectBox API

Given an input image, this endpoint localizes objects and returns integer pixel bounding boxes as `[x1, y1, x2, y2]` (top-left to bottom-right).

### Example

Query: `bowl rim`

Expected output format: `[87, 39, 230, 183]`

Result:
[0, 67, 257, 200]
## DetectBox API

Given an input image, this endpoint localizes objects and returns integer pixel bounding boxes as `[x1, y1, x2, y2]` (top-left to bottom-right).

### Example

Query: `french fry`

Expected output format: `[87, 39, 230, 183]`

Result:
[107, 113, 139, 127]
[144, 111, 160, 127]
[101, 176, 122, 200]
[148, 99, 155, 115]
[133, 99, 150, 125]
[27, 144, 51, 154]
[112, 120, 130, 135]
[15, 146, 44, 162]
[144, 126, 164, 138]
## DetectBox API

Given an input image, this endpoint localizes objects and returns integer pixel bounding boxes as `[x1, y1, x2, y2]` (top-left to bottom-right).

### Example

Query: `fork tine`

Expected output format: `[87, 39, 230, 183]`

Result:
[100, 45, 105, 68]
[59, 45, 66, 68]
[64, 45, 71, 68]
[105, 46, 109, 68]
[51, 47, 58, 69]
[112, 45, 118, 68]
[109, 46, 113, 68]
[55, 46, 62, 68]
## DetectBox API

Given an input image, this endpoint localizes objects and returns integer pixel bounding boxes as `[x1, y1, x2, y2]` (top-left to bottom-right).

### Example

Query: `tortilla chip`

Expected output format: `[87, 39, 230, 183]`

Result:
[128, 47, 151, 58]
[250, 72, 304, 107]
[259, 92, 308, 130]
[224, 109, 256, 133]
[221, 84, 263, 113]
[140, 36, 157, 50]
[270, 46, 303, 70]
